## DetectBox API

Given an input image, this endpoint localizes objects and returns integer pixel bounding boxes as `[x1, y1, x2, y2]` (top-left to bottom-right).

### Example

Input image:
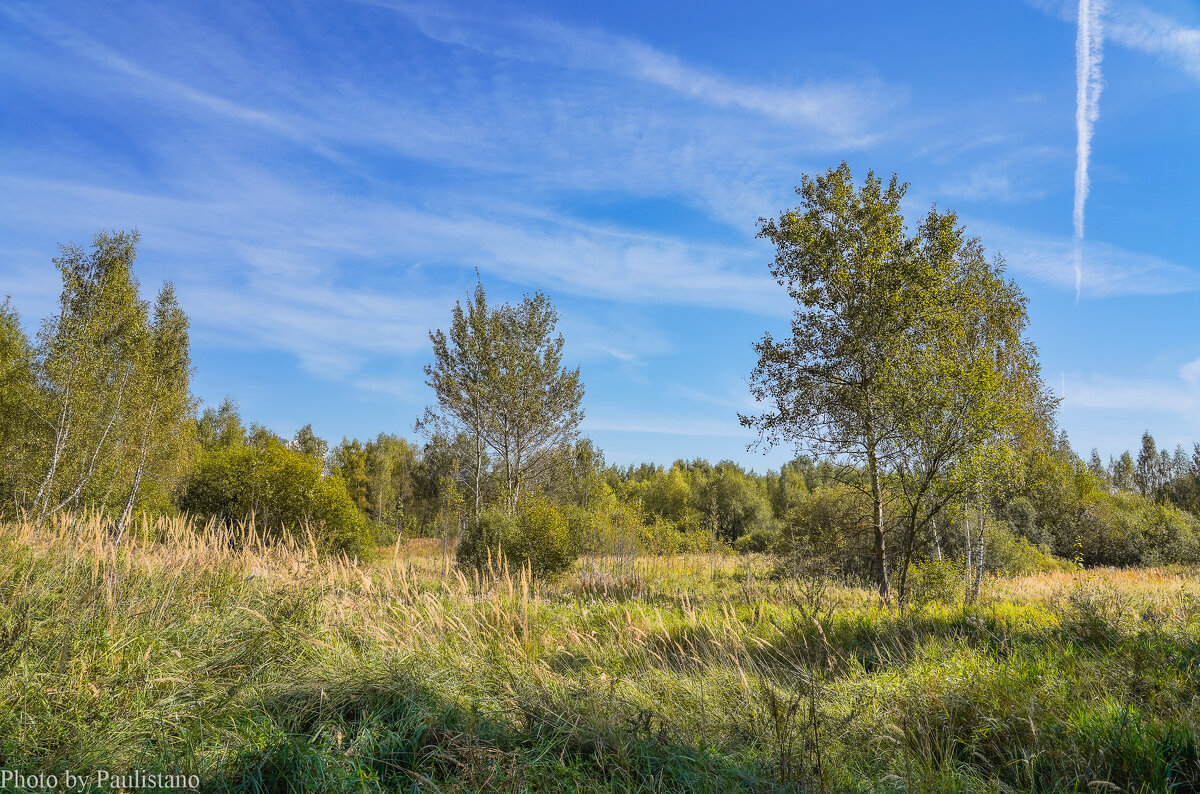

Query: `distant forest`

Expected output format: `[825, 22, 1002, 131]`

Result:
[4, 196, 1200, 602]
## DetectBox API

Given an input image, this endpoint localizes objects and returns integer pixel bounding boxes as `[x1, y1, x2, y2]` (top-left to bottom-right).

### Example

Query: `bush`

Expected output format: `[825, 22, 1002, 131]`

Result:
[456, 497, 576, 580]
[368, 519, 403, 547]
[638, 516, 726, 555]
[177, 440, 374, 557]
[734, 527, 784, 555]
[786, 484, 880, 582]
[905, 559, 964, 608]
[1077, 491, 1200, 567]
[985, 523, 1067, 576]
[455, 508, 510, 574]
[563, 499, 643, 558]
[562, 499, 725, 557]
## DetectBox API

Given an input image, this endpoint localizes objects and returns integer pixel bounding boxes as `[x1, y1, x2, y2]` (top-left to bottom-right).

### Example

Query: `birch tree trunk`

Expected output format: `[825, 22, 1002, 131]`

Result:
[867, 441, 890, 603]
[971, 507, 986, 602]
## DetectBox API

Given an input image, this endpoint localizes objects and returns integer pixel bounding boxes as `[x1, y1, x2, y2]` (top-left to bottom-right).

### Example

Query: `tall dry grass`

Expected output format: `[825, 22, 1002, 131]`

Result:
[1, 513, 1198, 792]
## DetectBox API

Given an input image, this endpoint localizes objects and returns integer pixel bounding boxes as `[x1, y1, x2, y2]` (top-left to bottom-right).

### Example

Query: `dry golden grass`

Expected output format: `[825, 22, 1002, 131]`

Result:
[986, 565, 1199, 607]
[3, 513, 1199, 792]
[20, 512, 1198, 622]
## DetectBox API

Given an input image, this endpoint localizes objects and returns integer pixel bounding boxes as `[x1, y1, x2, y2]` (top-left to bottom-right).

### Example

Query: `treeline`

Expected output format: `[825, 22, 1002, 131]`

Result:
[609, 431, 1200, 587]
[310, 424, 1200, 577]
[4, 229, 1200, 585]
[179, 395, 1200, 587]
[178, 400, 801, 554]
[1087, 432, 1200, 514]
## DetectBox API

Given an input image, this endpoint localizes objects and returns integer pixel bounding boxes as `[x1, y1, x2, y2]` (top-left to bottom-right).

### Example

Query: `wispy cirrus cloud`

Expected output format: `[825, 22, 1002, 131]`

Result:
[556, 311, 675, 367]
[1107, 2, 1200, 79]
[1058, 366, 1200, 455]
[1027, 0, 1200, 81]
[1067, 372, 1199, 416]
[936, 145, 1064, 203]
[0, 4, 346, 161]
[673, 384, 761, 413]
[0, 166, 784, 385]
[359, 0, 900, 145]
[1181, 358, 1200, 385]
[972, 219, 1200, 298]
[0, 0, 889, 238]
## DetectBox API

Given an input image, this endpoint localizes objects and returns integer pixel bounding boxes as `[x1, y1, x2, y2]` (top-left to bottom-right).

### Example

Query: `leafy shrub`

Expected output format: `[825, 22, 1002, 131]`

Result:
[786, 484, 880, 583]
[563, 499, 643, 558]
[455, 509, 516, 574]
[456, 497, 576, 579]
[177, 440, 373, 557]
[625, 465, 692, 524]
[563, 499, 725, 557]
[638, 516, 726, 555]
[986, 523, 1067, 576]
[905, 559, 964, 608]
[734, 527, 784, 555]
[693, 462, 776, 543]
[1077, 491, 1200, 567]
[368, 519, 403, 547]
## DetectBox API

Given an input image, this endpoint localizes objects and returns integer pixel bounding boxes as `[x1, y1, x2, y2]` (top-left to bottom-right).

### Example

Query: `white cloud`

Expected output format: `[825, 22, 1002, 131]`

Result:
[942, 170, 1024, 203]
[0, 167, 789, 392]
[1060, 363, 1200, 454]
[365, 0, 900, 145]
[1107, 2, 1200, 80]
[0, 5, 347, 162]
[557, 310, 674, 366]
[1067, 372, 1198, 415]
[673, 384, 761, 413]
[971, 219, 1200, 297]
[184, 279, 442, 378]
[352, 376, 420, 400]
[1181, 358, 1200, 384]
[0, 0, 871, 238]
[1027, 0, 1200, 82]
[937, 146, 1062, 203]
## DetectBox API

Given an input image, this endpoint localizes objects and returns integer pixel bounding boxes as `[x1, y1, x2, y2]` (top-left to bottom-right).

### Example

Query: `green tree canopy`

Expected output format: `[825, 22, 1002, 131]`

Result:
[0, 299, 39, 511]
[742, 163, 1050, 601]
[291, 423, 328, 465]
[197, 398, 246, 450]
[421, 282, 584, 513]
[12, 231, 196, 527]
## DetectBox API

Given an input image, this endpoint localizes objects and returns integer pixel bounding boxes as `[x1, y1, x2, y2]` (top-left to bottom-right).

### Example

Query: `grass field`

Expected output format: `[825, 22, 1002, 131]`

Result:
[1, 515, 1198, 792]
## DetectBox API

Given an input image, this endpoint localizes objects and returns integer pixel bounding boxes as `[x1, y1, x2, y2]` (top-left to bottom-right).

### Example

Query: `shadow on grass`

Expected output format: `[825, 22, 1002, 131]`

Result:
[635, 605, 1200, 792]
[205, 672, 777, 794]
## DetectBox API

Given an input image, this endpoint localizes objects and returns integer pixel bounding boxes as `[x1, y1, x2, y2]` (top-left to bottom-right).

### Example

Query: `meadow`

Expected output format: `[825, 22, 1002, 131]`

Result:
[2, 515, 1198, 793]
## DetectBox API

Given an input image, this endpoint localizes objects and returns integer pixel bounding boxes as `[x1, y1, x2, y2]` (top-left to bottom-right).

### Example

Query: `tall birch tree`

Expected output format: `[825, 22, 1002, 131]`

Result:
[742, 164, 1049, 603]
[14, 231, 195, 527]
[30, 231, 150, 521]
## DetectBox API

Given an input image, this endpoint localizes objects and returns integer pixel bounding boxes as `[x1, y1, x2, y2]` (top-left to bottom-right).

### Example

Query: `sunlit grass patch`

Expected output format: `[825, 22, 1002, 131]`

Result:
[2, 514, 1199, 792]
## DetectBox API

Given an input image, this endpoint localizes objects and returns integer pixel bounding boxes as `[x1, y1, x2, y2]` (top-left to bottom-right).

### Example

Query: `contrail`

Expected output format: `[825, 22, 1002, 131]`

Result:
[1074, 0, 1105, 301]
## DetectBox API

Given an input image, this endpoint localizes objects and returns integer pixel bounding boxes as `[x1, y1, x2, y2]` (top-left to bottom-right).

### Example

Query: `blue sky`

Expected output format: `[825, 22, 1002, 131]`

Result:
[1, 0, 1198, 470]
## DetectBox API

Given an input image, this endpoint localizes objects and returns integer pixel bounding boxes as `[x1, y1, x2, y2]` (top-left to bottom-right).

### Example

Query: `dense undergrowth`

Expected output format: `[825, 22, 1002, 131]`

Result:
[1, 515, 1198, 792]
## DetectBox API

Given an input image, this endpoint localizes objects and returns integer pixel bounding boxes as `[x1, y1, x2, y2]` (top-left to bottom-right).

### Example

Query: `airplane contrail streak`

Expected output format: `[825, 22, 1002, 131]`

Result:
[1074, 0, 1105, 301]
